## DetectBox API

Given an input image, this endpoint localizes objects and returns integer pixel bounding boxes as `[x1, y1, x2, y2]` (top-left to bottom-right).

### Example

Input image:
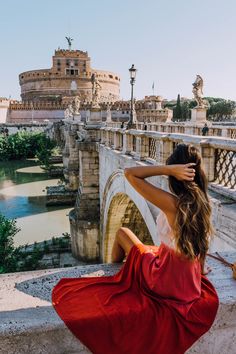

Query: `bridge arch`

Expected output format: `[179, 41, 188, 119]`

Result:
[101, 170, 159, 262]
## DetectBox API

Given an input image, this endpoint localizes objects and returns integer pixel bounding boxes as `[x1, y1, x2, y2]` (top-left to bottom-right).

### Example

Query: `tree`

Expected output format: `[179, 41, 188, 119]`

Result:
[0, 214, 20, 273]
[180, 101, 188, 121]
[0, 131, 57, 162]
[173, 94, 182, 121]
[35, 134, 57, 170]
[207, 99, 236, 121]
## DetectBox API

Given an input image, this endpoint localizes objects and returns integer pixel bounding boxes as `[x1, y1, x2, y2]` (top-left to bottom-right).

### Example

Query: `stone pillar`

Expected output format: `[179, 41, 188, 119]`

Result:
[105, 129, 110, 146]
[122, 132, 133, 154]
[221, 128, 228, 138]
[200, 141, 215, 182]
[69, 141, 100, 262]
[159, 136, 173, 164]
[134, 135, 149, 160]
[66, 124, 80, 190]
[113, 131, 122, 150]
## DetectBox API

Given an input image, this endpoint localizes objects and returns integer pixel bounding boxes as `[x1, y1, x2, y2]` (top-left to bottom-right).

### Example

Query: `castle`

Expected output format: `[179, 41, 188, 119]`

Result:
[1, 42, 172, 124]
[19, 48, 120, 103]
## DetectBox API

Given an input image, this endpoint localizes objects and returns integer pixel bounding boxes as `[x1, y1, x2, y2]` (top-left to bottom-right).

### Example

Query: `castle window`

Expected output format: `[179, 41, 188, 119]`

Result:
[21, 76, 24, 79]
[66, 60, 70, 66]
[66, 68, 79, 76]
[74, 60, 78, 66]
[109, 75, 113, 79]
[58, 68, 61, 71]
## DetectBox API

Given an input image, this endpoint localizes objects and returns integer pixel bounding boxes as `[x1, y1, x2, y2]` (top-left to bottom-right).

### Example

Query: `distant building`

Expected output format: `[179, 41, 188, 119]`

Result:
[109, 96, 172, 122]
[6, 46, 120, 123]
[0, 98, 10, 123]
[19, 48, 120, 103]
[5, 45, 171, 124]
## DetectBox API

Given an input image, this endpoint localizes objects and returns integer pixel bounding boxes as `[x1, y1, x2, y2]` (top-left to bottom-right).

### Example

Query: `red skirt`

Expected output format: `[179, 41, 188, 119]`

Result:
[52, 243, 219, 354]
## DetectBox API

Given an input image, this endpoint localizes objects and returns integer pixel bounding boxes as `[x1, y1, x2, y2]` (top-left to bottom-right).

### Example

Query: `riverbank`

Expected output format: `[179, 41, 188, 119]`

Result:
[0, 159, 73, 247]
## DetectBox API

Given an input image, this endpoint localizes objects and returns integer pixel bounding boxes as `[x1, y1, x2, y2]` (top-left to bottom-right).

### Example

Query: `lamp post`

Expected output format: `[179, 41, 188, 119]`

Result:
[127, 64, 137, 129]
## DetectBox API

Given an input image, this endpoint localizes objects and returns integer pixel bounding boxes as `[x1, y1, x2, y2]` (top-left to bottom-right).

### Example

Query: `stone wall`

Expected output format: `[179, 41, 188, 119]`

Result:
[0, 97, 9, 123]
[7, 109, 64, 123]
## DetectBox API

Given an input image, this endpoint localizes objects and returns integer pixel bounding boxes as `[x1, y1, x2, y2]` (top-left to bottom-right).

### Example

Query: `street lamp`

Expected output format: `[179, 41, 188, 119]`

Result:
[127, 64, 137, 128]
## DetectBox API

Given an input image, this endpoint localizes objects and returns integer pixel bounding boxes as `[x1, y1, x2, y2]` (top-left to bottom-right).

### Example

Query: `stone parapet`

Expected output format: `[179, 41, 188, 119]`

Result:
[101, 127, 236, 200]
[0, 254, 235, 354]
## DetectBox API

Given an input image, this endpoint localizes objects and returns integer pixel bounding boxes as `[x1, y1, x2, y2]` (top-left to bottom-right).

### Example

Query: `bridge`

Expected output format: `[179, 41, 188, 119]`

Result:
[1, 119, 236, 354]
[48, 120, 236, 263]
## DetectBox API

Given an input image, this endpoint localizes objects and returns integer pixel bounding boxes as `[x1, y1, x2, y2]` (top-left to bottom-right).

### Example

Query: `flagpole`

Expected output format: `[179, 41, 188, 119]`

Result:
[152, 82, 155, 96]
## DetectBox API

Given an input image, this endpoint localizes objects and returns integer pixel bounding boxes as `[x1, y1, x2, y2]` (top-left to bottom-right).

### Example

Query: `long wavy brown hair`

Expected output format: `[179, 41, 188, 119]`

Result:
[166, 143, 214, 262]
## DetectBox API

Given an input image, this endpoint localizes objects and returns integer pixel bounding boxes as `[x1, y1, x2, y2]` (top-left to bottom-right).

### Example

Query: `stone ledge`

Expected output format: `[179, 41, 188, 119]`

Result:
[0, 253, 235, 354]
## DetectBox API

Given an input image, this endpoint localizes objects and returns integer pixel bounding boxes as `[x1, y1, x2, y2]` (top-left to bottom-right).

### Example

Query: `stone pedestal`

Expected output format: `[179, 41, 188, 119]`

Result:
[88, 108, 102, 123]
[191, 107, 207, 123]
[73, 114, 81, 121]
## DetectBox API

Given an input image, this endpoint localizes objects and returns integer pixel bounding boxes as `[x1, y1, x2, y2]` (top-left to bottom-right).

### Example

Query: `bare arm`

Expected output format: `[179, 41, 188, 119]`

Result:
[200, 255, 212, 275]
[124, 163, 196, 217]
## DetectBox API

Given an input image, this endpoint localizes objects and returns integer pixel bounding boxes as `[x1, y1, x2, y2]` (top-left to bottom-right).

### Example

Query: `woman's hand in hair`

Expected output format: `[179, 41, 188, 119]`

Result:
[169, 163, 196, 181]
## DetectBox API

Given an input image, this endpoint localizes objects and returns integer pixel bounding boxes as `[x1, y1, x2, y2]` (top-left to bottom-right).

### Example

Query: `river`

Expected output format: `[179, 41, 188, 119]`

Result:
[0, 159, 73, 247]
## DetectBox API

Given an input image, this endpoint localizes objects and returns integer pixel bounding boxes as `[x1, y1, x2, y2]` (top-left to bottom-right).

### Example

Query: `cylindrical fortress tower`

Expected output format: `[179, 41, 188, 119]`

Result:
[19, 48, 120, 103]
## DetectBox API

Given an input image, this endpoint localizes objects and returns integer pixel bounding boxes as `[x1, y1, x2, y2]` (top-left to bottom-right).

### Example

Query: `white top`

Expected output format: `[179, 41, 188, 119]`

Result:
[156, 210, 176, 249]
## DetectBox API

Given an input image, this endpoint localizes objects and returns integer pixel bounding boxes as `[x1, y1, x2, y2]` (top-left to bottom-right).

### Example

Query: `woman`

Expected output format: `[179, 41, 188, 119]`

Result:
[52, 143, 219, 354]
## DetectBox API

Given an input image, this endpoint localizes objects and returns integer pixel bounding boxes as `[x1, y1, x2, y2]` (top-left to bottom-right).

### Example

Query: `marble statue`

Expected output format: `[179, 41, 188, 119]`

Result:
[72, 96, 81, 115]
[192, 75, 208, 108]
[91, 73, 102, 108]
[64, 96, 81, 119]
[77, 128, 88, 142]
[106, 102, 112, 122]
[64, 103, 74, 119]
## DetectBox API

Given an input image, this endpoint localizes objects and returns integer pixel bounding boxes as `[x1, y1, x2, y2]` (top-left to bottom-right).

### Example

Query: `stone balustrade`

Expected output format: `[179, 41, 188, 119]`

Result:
[106, 121, 236, 139]
[100, 127, 236, 200]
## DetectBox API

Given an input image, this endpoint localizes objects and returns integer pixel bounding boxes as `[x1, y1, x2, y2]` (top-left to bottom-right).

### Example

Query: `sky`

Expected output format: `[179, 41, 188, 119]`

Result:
[0, 0, 236, 101]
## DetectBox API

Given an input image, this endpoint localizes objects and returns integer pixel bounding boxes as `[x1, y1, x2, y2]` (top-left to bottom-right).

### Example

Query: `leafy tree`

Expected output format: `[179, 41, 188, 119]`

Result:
[0, 214, 20, 273]
[207, 99, 236, 121]
[35, 134, 57, 170]
[0, 131, 57, 164]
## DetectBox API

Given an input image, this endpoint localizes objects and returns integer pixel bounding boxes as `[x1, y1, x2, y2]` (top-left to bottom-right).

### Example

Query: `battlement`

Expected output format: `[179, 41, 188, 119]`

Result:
[9, 100, 67, 111]
[54, 48, 88, 57]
